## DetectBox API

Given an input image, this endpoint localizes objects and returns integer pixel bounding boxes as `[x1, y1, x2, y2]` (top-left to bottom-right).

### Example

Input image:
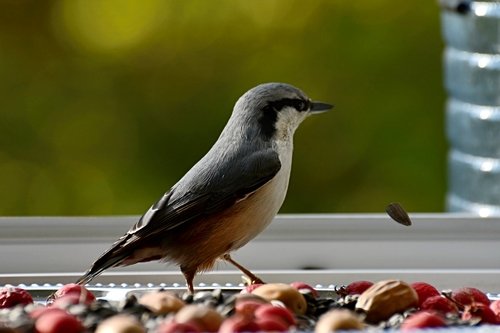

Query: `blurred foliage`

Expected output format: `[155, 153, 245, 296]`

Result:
[0, 0, 446, 215]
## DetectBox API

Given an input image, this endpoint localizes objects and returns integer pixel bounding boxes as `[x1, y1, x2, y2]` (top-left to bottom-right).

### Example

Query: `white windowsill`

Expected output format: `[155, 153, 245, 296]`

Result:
[1, 214, 499, 291]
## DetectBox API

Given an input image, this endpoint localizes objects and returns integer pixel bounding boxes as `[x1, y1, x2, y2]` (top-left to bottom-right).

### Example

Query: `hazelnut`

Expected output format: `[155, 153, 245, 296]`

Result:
[95, 314, 145, 333]
[174, 304, 223, 332]
[251, 283, 307, 315]
[355, 279, 418, 323]
[315, 309, 364, 333]
[138, 291, 185, 314]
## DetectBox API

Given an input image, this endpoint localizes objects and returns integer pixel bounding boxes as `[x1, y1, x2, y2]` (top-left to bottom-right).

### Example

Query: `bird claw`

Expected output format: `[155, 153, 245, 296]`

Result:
[241, 275, 265, 286]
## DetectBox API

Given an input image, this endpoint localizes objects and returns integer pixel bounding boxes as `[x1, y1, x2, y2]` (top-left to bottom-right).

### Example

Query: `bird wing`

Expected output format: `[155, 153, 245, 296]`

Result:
[76, 148, 281, 284]
[131, 147, 281, 237]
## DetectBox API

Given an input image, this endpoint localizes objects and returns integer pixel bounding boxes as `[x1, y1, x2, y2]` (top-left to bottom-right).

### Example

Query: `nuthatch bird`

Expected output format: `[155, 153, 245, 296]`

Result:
[75, 82, 332, 293]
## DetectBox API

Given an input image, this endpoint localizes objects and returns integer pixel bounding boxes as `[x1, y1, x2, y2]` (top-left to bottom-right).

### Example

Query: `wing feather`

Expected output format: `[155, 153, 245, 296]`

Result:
[76, 148, 281, 284]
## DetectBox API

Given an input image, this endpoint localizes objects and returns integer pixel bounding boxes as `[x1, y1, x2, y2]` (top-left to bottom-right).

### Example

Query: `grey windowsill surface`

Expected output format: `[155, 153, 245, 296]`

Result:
[1, 213, 499, 291]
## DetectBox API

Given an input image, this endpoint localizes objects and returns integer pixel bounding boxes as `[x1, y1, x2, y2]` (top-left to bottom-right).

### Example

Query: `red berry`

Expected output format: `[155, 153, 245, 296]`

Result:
[0, 287, 34, 308]
[289, 281, 319, 298]
[345, 281, 373, 295]
[30, 306, 65, 319]
[218, 315, 260, 333]
[157, 321, 201, 333]
[490, 299, 500, 320]
[235, 299, 267, 317]
[54, 293, 95, 308]
[254, 304, 296, 327]
[255, 316, 289, 332]
[410, 282, 440, 307]
[462, 302, 498, 324]
[421, 296, 458, 314]
[53, 283, 95, 305]
[401, 311, 446, 331]
[241, 284, 263, 294]
[35, 309, 84, 333]
[452, 287, 490, 306]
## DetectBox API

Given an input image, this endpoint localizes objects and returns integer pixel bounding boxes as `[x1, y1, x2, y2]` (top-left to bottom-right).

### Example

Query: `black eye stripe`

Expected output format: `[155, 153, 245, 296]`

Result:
[267, 98, 310, 112]
[258, 98, 309, 140]
[258, 105, 278, 139]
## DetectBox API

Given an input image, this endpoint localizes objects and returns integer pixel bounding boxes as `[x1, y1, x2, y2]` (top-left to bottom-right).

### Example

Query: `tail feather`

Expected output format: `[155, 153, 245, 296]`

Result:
[75, 254, 127, 285]
[75, 236, 131, 285]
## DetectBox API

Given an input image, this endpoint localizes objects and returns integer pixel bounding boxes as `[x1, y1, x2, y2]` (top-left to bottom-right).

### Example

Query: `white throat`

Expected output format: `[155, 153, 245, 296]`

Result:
[274, 107, 307, 142]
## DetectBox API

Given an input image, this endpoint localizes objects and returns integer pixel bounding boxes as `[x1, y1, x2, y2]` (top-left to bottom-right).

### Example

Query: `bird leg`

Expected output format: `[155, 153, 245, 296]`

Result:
[222, 254, 264, 285]
[181, 266, 196, 294]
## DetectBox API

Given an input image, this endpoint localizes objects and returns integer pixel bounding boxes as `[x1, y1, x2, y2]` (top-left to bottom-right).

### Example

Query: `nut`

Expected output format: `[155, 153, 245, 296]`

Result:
[95, 314, 145, 333]
[251, 283, 307, 315]
[175, 304, 223, 332]
[138, 291, 185, 314]
[315, 309, 364, 333]
[355, 279, 418, 323]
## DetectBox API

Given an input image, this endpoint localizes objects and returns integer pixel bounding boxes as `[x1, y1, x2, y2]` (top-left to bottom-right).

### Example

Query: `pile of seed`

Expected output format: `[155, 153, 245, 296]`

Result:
[0, 279, 499, 332]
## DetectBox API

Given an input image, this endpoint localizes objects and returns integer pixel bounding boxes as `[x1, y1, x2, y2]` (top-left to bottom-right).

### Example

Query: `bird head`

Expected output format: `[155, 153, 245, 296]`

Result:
[231, 83, 333, 141]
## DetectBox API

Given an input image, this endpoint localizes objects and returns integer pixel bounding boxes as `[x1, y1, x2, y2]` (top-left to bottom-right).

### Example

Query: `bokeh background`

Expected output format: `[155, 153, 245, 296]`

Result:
[0, 0, 446, 216]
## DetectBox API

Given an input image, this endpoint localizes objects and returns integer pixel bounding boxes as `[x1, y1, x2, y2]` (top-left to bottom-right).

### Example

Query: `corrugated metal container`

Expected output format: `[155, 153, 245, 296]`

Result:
[441, 0, 500, 215]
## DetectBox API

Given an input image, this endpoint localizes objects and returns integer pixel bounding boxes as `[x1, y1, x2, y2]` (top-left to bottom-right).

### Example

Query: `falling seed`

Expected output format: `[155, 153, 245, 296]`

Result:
[385, 203, 412, 226]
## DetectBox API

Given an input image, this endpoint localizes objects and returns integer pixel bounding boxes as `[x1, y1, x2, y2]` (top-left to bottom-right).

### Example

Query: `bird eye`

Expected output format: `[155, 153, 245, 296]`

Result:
[296, 100, 309, 111]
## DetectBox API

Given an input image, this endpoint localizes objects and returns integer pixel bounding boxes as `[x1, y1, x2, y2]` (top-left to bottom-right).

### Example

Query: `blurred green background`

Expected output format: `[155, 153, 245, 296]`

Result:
[0, 0, 446, 216]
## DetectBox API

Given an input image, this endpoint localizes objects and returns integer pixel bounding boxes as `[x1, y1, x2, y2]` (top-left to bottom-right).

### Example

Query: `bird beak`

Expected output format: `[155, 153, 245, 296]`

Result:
[310, 101, 334, 114]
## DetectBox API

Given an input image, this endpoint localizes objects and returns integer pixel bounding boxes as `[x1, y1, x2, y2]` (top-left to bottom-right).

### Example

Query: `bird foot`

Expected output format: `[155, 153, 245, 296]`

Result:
[241, 274, 265, 286]
[222, 254, 265, 285]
